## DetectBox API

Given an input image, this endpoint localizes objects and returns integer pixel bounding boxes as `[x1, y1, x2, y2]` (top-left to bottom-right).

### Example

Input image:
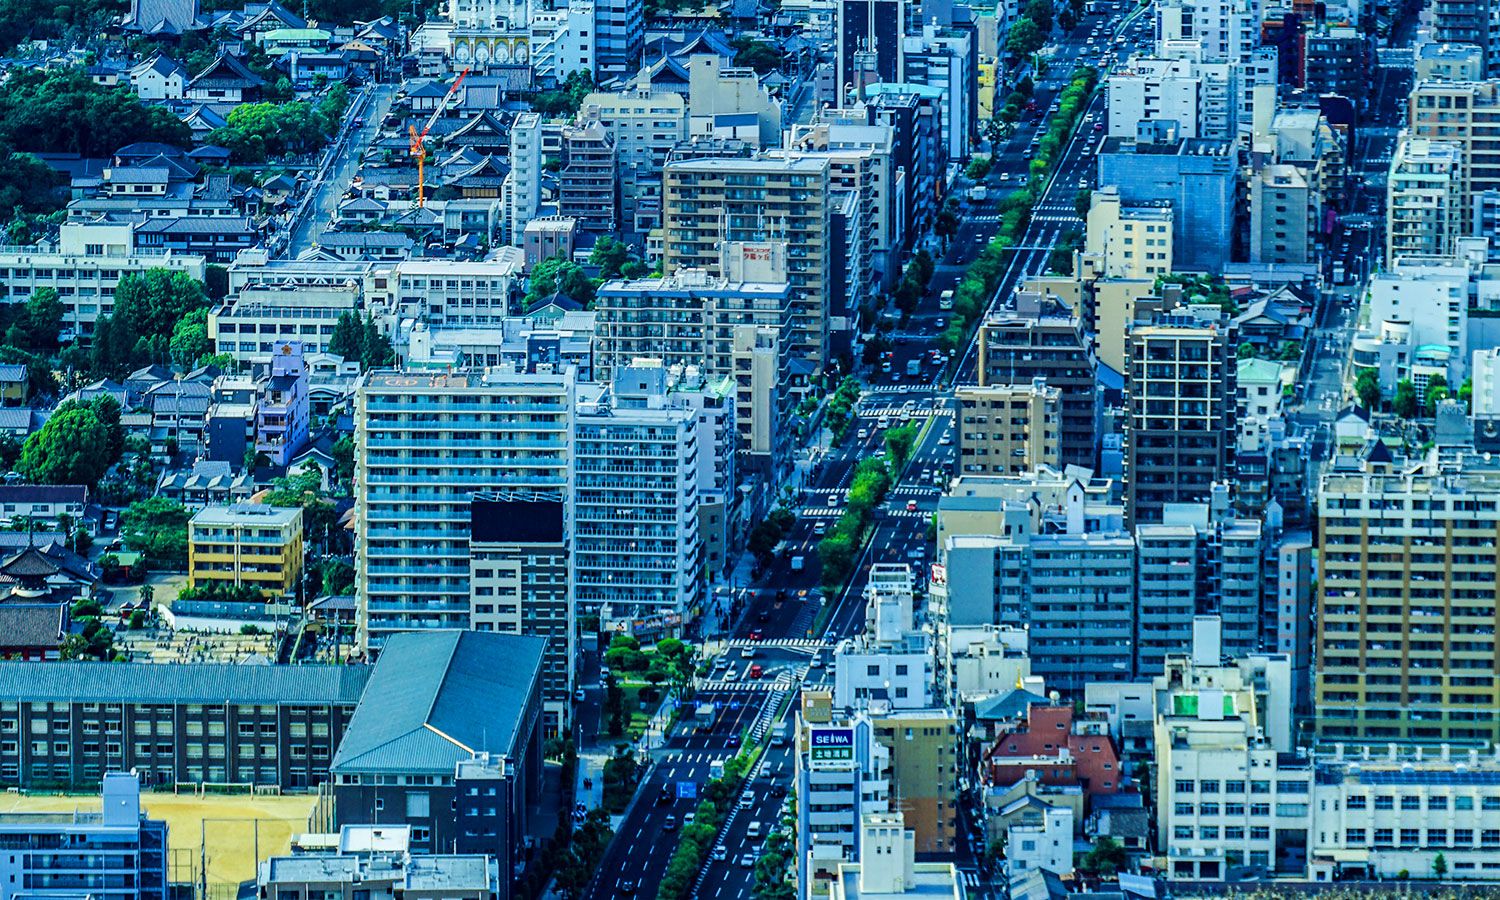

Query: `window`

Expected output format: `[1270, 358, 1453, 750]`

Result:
[1250, 780, 1271, 794]
[1456, 828, 1474, 846]
[1199, 803, 1220, 816]
[1428, 796, 1448, 810]
[1345, 828, 1366, 844]
[1174, 802, 1194, 816]
[1199, 826, 1219, 840]
[1429, 828, 1449, 846]
[1375, 795, 1395, 810]
[1225, 780, 1245, 793]
[1249, 827, 1269, 841]
[1400, 828, 1420, 846]
[1224, 826, 1244, 840]
[1200, 780, 1221, 793]
[1347, 795, 1367, 810]
[1401, 796, 1420, 811]
[1250, 803, 1270, 817]
[1175, 779, 1195, 793]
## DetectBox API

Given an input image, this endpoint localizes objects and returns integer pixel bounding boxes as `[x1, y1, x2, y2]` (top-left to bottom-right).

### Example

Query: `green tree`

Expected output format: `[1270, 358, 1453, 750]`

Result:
[1459, 376, 1473, 411]
[1355, 368, 1381, 410]
[120, 496, 191, 569]
[327, 310, 365, 363]
[1075, 188, 1094, 219]
[361, 315, 395, 368]
[1078, 836, 1128, 877]
[884, 423, 919, 471]
[6, 286, 64, 350]
[1023, 0, 1054, 31]
[965, 156, 993, 180]
[1392, 378, 1419, 419]
[1006, 17, 1044, 60]
[590, 235, 631, 278]
[731, 36, 784, 73]
[108, 268, 208, 367]
[331, 434, 355, 493]
[0, 68, 191, 156]
[17, 406, 109, 485]
[168, 308, 212, 369]
[1424, 373, 1449, 412]
[0, 145, 66, 214]
[527, 256, 597, 307]
[1435, 852, 1448, 878]
[87, 394, 124, 465]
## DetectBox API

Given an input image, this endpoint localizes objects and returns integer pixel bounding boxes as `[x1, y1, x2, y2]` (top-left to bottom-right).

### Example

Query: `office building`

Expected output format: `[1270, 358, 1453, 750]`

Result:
[793, 697, 892, 898]
[1315, 450, 1500, 742]
[662, 156, 833, 368]
[188, 503, 304, 599]
[833, 565, 934, 710]
[331, 631, 544, 865]
[1361, 254, 1472, 390]
[1097, 135, 1238, 271]
[1386, 135, 1465, 262]
[902, 23, 979, 162]
[1248, 164, 1316, 265]
[836, 0, 907, 96]
[1155, 0, 1262, 63]
[557, 120, 618, 234]
[387, 256, 526, 327]
[259, 848, 500, 899]
[572, 363, 702, 630]
[975, 293, 1096, 469]
[1123, 311, 1237, 526]
[1303, 27, 1372, 108]
[870, 708, 960, 853]
[1107, 57, 1204, 137]
[1152, 619, 1307, 881]
[0, 772, 168, 900]
[1085, 186, 1176, 278]
[1473, 346, 1500, 414]
[0, 662, 367, 790]
[208, 284, 357, 366]
[953, 381, 1062, 476]
[355, 368, 574, 648]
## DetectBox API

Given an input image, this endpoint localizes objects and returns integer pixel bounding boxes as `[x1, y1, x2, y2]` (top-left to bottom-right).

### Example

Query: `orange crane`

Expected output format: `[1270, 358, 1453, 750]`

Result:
[408, 67, 471, 207]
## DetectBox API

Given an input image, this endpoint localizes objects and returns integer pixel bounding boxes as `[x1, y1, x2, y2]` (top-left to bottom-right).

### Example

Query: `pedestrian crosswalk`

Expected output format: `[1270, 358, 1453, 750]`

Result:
[728, 638, 825, 652]
[661, 750, 732, 764]
[1032, 212, 1082, 224]
[959, 870, 983, 888]
[861, 406, 948, 419]
[883, 507, 931, 519]
[889, 484, 939, 497]
[800, 506, 842, 517]
[698, 677, 791, 692]
[866, 384, 939, 393]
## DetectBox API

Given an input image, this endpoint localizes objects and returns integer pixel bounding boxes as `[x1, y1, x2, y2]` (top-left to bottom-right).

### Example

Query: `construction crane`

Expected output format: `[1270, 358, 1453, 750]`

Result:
[408, 67, 471, 208]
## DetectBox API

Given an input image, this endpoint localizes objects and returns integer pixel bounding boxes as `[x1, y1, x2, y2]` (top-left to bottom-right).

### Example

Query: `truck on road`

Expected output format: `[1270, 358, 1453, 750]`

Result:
[790, 556, 806, 572]
[969, 185, 988, 202]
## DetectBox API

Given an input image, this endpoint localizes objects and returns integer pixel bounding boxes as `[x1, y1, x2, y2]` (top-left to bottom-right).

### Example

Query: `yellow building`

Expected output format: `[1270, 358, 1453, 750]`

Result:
[188, 503, 304, 598]
[954, 380, 1061, 476]
[1085, 186, 1174, 280]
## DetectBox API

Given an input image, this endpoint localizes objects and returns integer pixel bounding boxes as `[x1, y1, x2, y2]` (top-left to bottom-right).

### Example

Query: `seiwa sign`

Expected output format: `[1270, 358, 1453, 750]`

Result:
[809, 727, 854, 764]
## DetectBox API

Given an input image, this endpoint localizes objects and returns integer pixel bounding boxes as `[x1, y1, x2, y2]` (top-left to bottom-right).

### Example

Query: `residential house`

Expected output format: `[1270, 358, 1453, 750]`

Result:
[185, 53, 267, 104]
[130, 52, 187, 101]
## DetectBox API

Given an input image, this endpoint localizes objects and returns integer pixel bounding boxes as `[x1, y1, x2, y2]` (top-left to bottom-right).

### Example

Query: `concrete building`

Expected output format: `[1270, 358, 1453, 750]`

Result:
[522, 216, 579, 268]
[1085, 186, 1176, 278]
[901, 22, 979, 162]
[1303, 27, 1371, 109]
[975, 293, 1096, 469]
[833, 565, 934, 710]
[1309, 745, 1500, 881]
[557, 120, 617, 234]
[386, 256, 526, 327]
[1097, 135, 1238, 271]
[1360, 255, 1471, 390]
[1123, 311, 1237, 527]
[1155, 0, 1263, 64]
[593, 0, 641, 78]
[793, 699, 892, 898]
[579, 90, 687, 232]
[1107, 57, 1203, 137]
[1427, 0, 1500, 77]
[259, 848, 499, 899]
[354, 367, 574, 647]
[662, 156, 833, 368]
[330, 631, 543, 867]
[1249, 164, 1316, 265]
[953, 380, 1062, 476]
[0, 662, 367, 789]
[208, 283, 358, 366]
[1315, 450, 1500, 742]
[468, 492, 573, 735]
[1473, 346, 1500, 414]
[945, 624, 1031, 705]
[828, 812, 964, 900]
[1408, 79, 1500, 218]
[783, 117, 899, 288]
[506, 112, 544, 243]
[836, 0, 907, 95]
[1152, 620, 1307, 881]
[255, 341, 310, 467]
[1386, 135, 1465, 262]
[0, 772, 168, 900]
[188, 503, 304, 599]
[870, 708, 960, 853]
[572, 363, 702, 631]
[0, 222, 206, 339]
[1415, 42, 1485, 81]
[1005, 804, 1074, 878]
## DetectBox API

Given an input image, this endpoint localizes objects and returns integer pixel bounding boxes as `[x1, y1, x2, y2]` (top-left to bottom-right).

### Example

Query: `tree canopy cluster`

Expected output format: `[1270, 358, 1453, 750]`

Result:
[210, 86, 351, 163]
[528, 70, 596, 118]
[79, 269, 209, 380]
[327, 311, 396, 370]
[121, 496, 192, 569]
[527, 256, 599, 308]
[17, 395, 123, 486]
[590, 236, 649, 279]
[821, 376, 864, 442]
[0, 68, 190, 157]
[817, 456, 893, 594]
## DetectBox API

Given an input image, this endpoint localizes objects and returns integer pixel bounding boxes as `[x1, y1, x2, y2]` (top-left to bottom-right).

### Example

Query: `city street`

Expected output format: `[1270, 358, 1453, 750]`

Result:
[285, 83, 398, 258]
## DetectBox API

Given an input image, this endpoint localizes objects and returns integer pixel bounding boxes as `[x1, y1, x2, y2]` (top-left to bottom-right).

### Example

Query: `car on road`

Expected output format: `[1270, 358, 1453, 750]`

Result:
[747, 664, 764, 679]
[573, 688, 586, 702]
[877, 416, 890, 429]
[813, 520, 828, 536]
[711, 845, 728, 862]
[939, 433, 953, 446]
[741, 647, 756, 658]
[664, 815, 678, 832]
[857, 427, 869, 439]
[748, 629, 762, 641]
[809, 654, 824, 668]
[739, 853, 757, 869]
[739, 790, 755, 809]
[906, 500, 919, 512]
[1078, 177, 1089, 188]
[619, 879, 637, 895]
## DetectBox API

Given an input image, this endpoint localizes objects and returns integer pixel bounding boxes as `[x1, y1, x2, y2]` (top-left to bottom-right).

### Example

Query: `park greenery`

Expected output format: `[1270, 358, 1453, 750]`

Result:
[328, 311, 397, 369]
[528, 256, 600, 308]
[817, 457, 893, 594]
[209, 85, 352, 163]
[61, 597, 120, 661]
[0, 67, 191, 157]
[18, 395, 124, 486]
[884, 423, 919, 472]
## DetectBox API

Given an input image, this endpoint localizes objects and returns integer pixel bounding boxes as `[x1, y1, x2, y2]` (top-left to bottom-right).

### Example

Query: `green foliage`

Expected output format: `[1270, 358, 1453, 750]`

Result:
[4, 287, 64, 351]
[1006, 16, 1044, 59]
[1393, 378, 1419, 419]
[327, 310, 364, 362]
[121, 496, 191, 569]
[732, 36, 784, 74]
[1154, 271, 1233, 312]
[818, 457, 892, 593]
[0, 68, 190, 156]
[1024, 0, 1054, 30]
[528, 70, 595, 118]
[965, 155, 993, 180]
[169, 309, 212, 369]
[315, 558, 355, 596]
[1355, 368, 1381, 410]
[822, 376, 863, 442]
[528, 256, 598, 308]
[178, 580, 266, 604]
[331, 434, 355, 493]
[90, 268, 209, 379]
[748, 507, 796, 565]
[1459, 376, 1473, 412]
[0, 147, 66, 215]
[362, 314, 394, 367]
[589, 235, 634, 278]
[18, 405, 109, 485]
[884, 423, 919, 471]
[264, 468, 342, 552]
[1434, 852, 1448, 878]
[1078, 836, 1127, 877]
[1424, 373, 1450, 413]
[209, 100, 338, 163]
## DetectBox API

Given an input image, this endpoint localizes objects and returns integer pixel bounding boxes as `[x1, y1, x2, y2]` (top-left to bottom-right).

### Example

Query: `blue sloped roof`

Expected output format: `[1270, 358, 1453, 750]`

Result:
[0, 660, 370, 705]
[330, 630, 545, 776]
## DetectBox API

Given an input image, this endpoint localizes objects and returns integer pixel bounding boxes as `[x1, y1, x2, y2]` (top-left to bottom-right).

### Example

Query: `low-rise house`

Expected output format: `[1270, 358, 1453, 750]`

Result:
[130, 52, 187, 101]
[0, 486, 88, 528]
[185, 53, 266, 104]
[156, 461, 255, 509]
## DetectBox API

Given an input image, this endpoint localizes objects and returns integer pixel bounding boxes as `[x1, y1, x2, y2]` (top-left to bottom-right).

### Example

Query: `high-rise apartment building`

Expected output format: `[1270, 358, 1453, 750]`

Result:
[354, 368, 575, 648]
[1248, 164, 1316, 265]
[1409, 79, 1500, 219]
[557, 120, 618, 233]
[507, 112, 544, 243]
[975, 293, 1096, 469]
[593, 0, 642, 78]
[953, 380, 1062, 476]
[1386, 134, 1465, 262]
[662, 156, 833, 368]
[1427, 0, 1500, 77]
[1155, 0, 1263, 63]
[578, 91, 687, 233]
[836, 0, 907, 96]
[1124, 313, 1237, 527]
[1085, 186, 1176, 278]
[1315, 450, 1500, 742]
[572, 364, 702, 629]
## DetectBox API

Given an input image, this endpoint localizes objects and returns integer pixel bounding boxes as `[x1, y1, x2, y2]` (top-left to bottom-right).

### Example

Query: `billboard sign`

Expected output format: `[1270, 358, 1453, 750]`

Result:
[809, 727, 855, 766]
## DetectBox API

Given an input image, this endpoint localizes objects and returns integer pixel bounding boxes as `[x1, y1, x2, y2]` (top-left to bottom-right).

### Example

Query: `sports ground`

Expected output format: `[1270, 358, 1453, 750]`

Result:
[0, 791, 317, 886]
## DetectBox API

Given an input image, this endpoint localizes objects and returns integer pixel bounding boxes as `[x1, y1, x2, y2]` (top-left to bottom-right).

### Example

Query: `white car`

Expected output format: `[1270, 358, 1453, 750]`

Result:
[711, 845, 728, 862]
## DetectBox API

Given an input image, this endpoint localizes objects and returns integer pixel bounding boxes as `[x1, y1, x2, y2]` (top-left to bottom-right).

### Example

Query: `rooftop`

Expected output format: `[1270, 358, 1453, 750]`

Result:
[0, 660, 369, 705]
[190, 502, 301, 527]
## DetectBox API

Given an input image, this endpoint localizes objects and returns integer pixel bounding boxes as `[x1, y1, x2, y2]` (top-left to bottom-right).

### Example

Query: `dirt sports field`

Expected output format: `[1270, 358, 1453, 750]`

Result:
[0, 791, 317, 885]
